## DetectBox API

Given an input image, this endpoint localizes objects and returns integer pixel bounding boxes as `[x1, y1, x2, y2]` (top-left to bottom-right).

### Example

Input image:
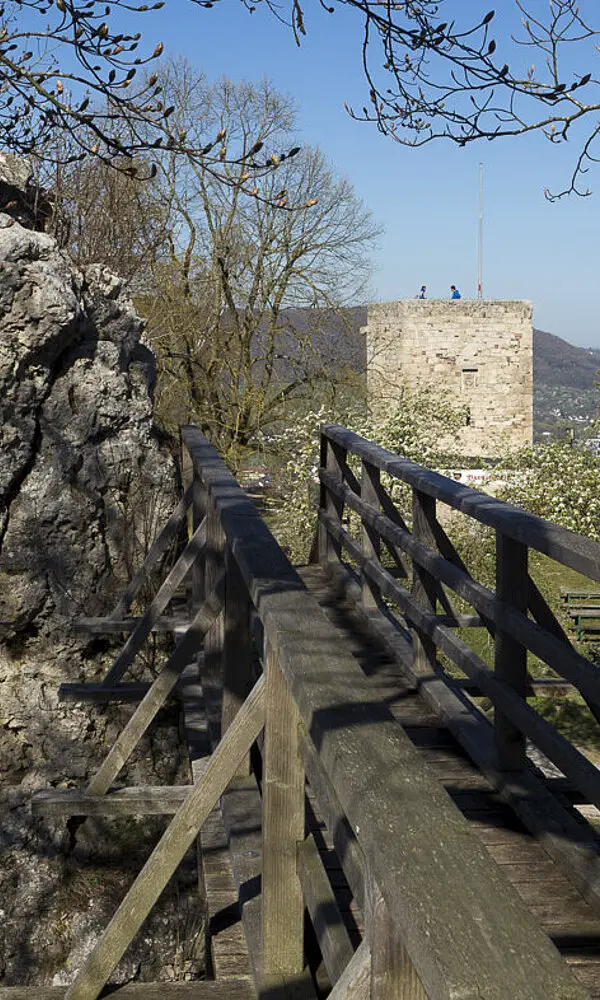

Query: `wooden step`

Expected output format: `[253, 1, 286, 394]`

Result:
[0, 981, 255, 999]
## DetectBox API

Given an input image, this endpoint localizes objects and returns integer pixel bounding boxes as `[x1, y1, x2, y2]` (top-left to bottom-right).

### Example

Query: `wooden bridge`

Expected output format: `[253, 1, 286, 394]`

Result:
[7, 423, 600, 999]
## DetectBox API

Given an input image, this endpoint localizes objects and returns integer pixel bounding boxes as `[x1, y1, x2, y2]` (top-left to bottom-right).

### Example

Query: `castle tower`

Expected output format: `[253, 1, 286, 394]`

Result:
[364, 299, 533, 457]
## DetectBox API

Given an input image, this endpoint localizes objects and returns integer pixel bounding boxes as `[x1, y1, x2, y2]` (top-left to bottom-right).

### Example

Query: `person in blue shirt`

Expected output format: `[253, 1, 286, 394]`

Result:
[417, 285, 427, 299]
[450, 285, 461, 299]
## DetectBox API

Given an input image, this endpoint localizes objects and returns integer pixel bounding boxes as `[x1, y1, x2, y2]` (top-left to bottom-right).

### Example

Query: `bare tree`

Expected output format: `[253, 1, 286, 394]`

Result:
[138, 66, 379, 467]
[331, 0, 600, 198]
[5, 2, 600, 198]
[40, 150, 171, 283]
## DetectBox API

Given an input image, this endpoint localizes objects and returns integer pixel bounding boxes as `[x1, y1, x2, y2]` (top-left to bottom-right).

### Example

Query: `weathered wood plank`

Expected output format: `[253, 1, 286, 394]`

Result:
[73, 616, 192, 634]
[325, 940, 370, 1000]
[298, 835, 355, 985]
[222, 548, 253, 777]
[191, 469, 206, 608]
[361, 461, 381, 611]
[102, 517, 207, 687]
[87, 577, 224, 796]
[0, 983, 255, 1000]
[219, 775, 264, 986]
[494, 534, 528, 771]
[300, 730, 365, 911]
[58, 683, 153, 703]
[319, 434, 346, 567]
[31, 783, 207, 816]
[64, 674, 265, 1000]
[411, 489, 439, 676]
[262, 641, 305, 977]
[369, 888, 426, 1000]
[203, 498, 226, 746]
[110, 483, 193, 619]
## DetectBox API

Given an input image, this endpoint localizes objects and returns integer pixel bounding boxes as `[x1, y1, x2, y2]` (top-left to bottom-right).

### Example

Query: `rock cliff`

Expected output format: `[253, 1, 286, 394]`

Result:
[0, 211, 203, 984]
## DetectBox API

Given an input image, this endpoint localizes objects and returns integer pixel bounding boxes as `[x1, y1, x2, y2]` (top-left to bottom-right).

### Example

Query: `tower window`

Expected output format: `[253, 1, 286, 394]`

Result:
[461, 368, 478, 390]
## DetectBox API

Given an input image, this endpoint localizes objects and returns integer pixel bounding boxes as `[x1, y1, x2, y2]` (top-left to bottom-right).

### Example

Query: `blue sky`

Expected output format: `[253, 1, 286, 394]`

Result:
[54, 2, 600, 347]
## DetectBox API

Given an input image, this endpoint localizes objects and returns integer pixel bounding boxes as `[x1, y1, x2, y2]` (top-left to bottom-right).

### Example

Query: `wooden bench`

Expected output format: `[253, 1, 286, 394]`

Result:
[560, 588, 600, 607]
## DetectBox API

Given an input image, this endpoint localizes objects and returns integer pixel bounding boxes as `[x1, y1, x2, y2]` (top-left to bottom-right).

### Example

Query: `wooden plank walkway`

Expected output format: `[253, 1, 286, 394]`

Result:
[297, 564, 600, 998]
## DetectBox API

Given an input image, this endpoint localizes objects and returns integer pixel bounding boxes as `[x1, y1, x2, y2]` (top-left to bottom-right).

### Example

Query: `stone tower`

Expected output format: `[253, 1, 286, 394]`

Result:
[364, 299, 533, 456]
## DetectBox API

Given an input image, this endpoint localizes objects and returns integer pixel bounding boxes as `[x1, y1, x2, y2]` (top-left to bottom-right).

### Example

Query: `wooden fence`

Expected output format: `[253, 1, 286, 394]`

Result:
[19, 424, 600, 1000]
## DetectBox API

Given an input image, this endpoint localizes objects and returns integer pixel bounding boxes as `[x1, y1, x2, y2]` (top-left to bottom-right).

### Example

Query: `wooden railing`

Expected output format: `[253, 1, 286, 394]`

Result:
[317, 425, 600, 785]
[178, 426, 586, 1000]
[32, 425, 596, 1000]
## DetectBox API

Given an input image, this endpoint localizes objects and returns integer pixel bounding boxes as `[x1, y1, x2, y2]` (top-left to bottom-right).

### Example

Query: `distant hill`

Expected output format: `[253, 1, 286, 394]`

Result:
[533, 329, 600, 439]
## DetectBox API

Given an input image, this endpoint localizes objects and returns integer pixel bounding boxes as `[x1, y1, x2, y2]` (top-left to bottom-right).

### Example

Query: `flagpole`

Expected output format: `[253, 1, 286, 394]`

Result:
[478, 163, 483, 299]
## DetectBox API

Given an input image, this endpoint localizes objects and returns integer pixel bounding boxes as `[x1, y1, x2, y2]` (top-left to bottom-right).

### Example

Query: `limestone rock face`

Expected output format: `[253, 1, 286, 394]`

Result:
[0, 215, 198, 985]
[0, 215, 172, 639]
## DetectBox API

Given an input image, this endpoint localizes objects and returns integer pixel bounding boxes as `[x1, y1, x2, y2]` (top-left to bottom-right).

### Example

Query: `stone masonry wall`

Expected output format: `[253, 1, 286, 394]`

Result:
[365, 300, 533, 456]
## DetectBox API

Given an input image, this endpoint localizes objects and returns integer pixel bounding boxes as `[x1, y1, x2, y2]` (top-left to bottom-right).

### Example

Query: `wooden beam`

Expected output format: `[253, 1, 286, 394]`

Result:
[87, 577, 224, 796]
[0, 980, 255, 999]
[298, 835, 355, 985]
[325, 940, 370, 1000]
[494, 534, 528, 772]
[72, 616, 192, 634]
[262, 641, 305, 978]
[319, 434, 346, 567]
[361, 460, 381, 611]
[31, 780, 211, 817]
[109, 483, 193, 619]
[64, 675, 266, 1000]
[369, 888, 426, 1000]
[222, 547, 253, 777]
[300, 730, 365, 911]
[58, 683, 153, 703]
[102, 517, 206, 687]
[411, 489, 439, 676]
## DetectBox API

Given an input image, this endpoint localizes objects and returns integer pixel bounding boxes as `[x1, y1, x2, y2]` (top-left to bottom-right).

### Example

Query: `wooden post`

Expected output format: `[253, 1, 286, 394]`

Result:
[361, 460, 381, 611]
[204, 496, 226, 744]
[368, 881, 427, 1000]
[191, 470, 206, 610]
[495, 533, 528, 771]
[318, 433, 346, 568]
[222, 548, 253, 776]
[262, 641, 305, 977]
[411, 489, 438, 675]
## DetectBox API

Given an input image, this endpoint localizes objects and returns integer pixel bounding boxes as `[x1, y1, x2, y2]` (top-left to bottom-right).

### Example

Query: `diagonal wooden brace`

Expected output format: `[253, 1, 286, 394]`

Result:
[65, 673, 266, 1000]
[102, 516, 207, 688]
[87, 573, 224, 796]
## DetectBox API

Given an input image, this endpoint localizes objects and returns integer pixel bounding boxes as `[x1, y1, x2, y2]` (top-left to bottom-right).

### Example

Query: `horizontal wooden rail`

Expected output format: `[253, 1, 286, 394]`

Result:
[319, 467, 600, 710]
[323, 424, 600, 582]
